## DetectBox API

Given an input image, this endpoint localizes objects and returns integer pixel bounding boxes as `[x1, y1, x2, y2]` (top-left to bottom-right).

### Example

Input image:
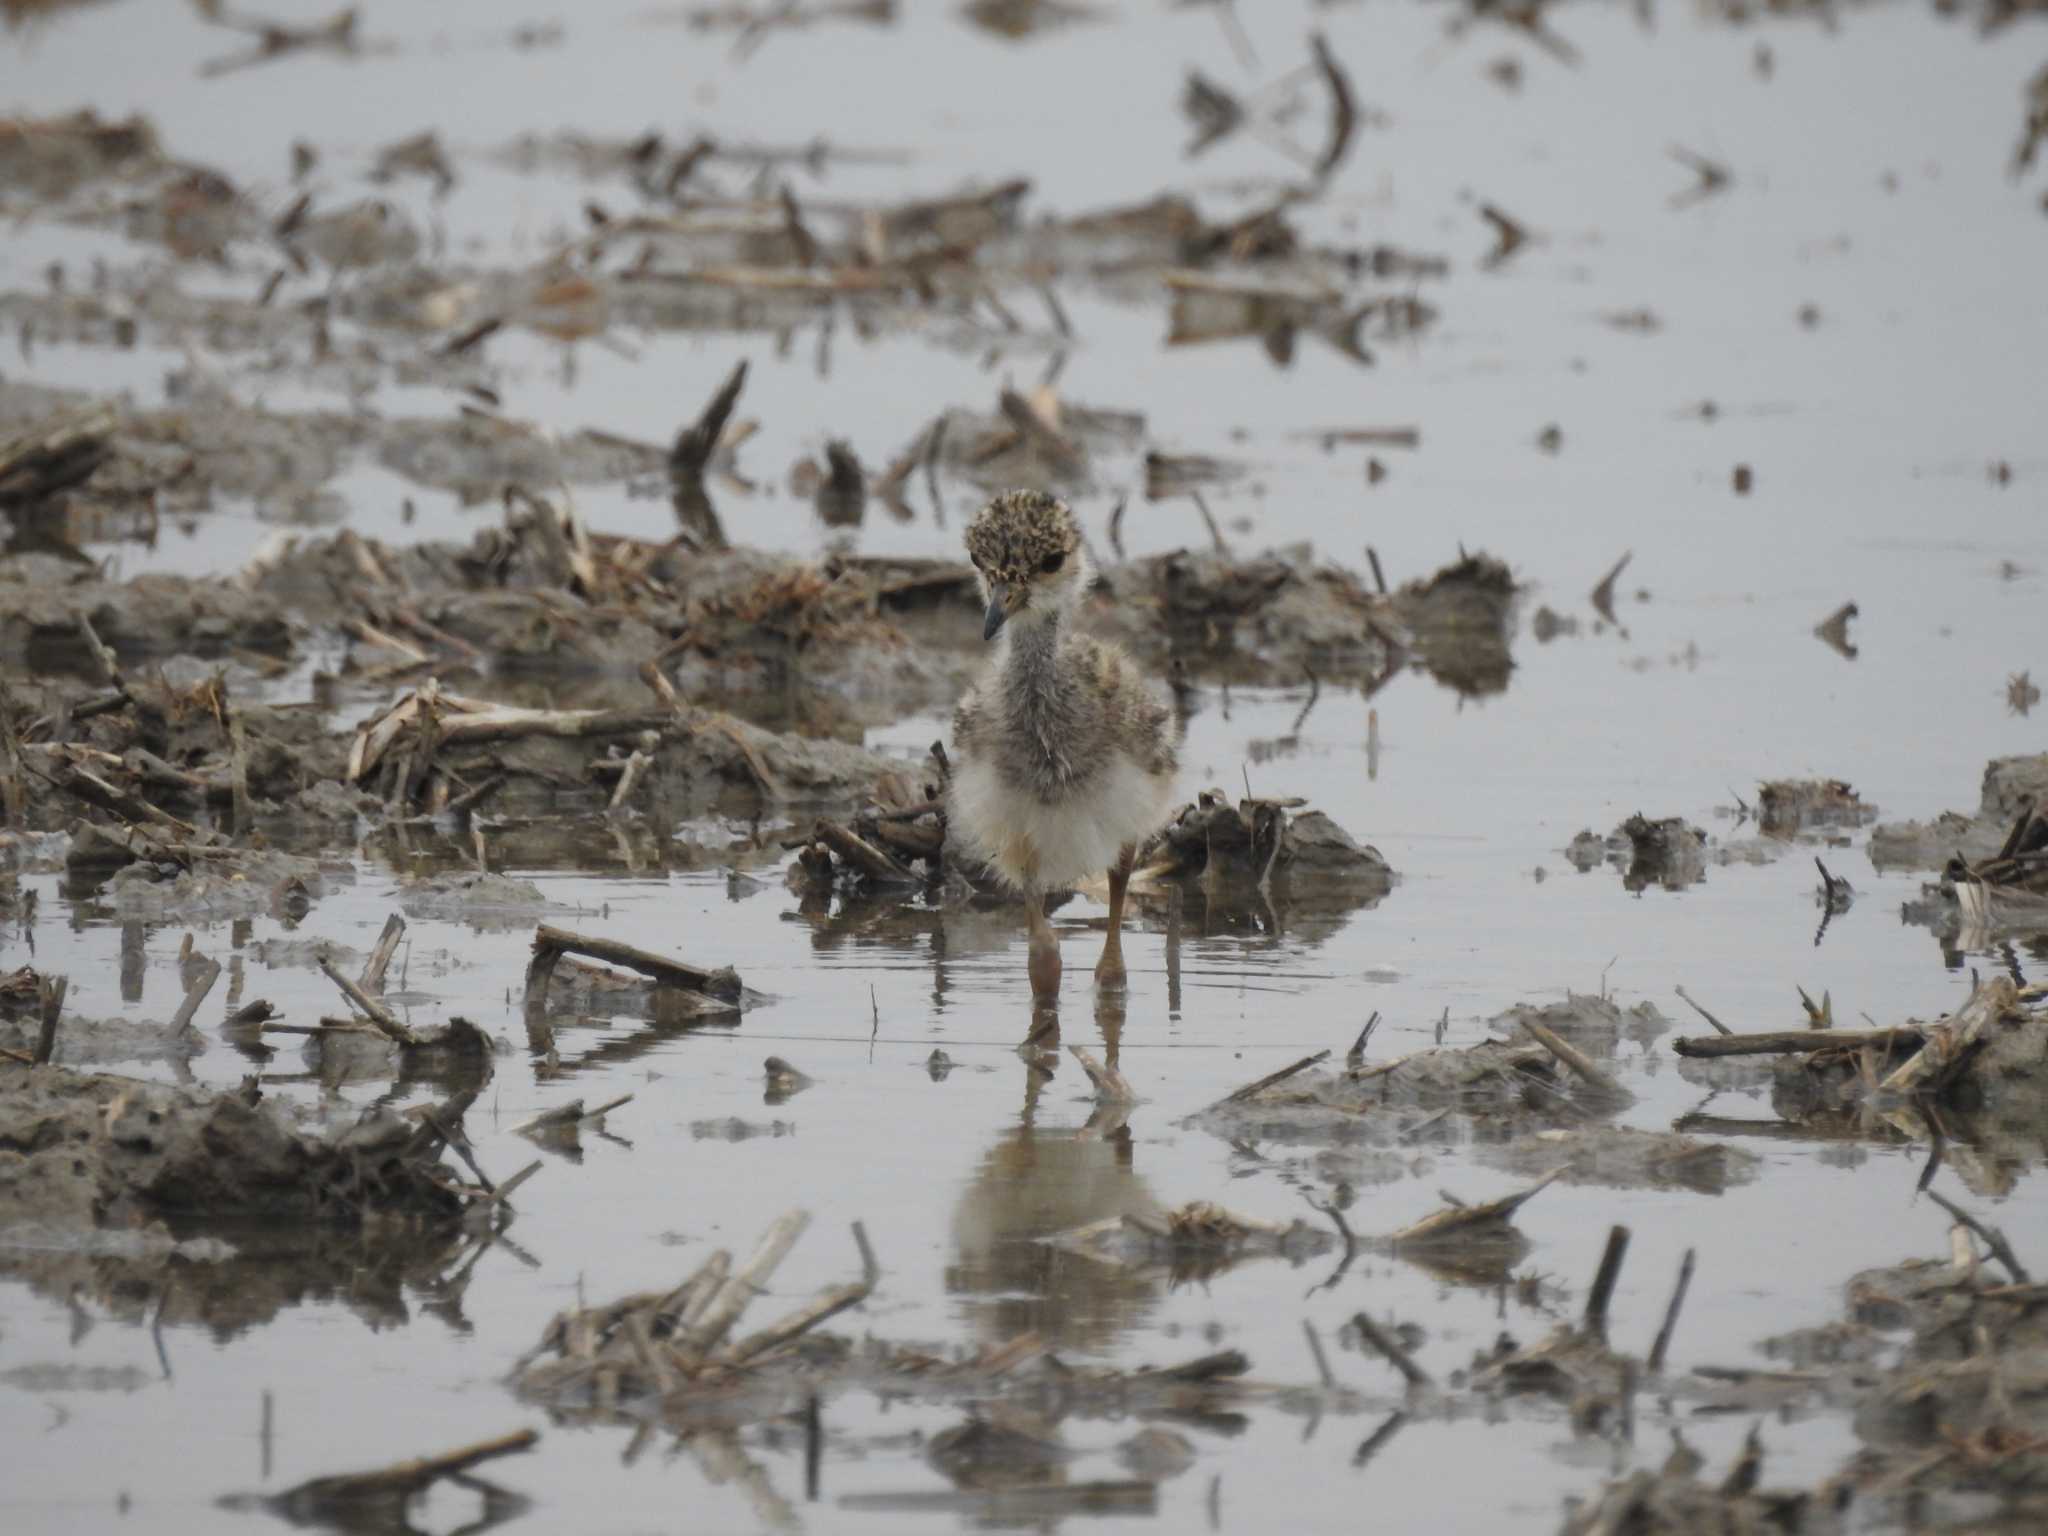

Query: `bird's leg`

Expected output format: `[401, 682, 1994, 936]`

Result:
[1026, 892, 1062, 1000]
[1095, 844, 1135, 988]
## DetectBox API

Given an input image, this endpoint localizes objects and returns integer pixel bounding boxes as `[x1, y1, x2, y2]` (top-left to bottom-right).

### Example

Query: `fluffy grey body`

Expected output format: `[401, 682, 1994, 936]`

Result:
[948, 491, 1179, 997]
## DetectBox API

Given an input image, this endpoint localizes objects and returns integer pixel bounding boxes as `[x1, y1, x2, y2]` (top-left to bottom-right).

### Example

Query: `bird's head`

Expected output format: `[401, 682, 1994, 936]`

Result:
[964, 490, 1086, 642]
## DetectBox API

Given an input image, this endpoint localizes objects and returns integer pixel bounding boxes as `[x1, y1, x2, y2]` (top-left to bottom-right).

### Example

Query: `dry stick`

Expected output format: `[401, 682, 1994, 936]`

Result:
[228, 711, 253, 834]
[169, 958, 221, 1034]
[1582, 1224, 1632, 1338]
[63, 767, 204, 841]
[724, 1221, 880, 1365]
[489, 1160, 544, 1207]
[75, 614, 126, 696]
[360, 914, 405, 994]
[1349, 1310, 1430, 1386]
[1068, 1046, 1135, 1106]
[420, 1110, 495, 1195]
[1346, 1012, 1381, 1066]
[1674, 986, 1733, 1037]
[607, 748, 652, 812]
[680, 1210, 811, 1362]
[1647, 1247, 1697, 1374]
[812, 818, 915, 884]
[1365, 547, 1388, 595]
[33, 975, 69, 1066]
[1216, 1049, 1330, 1107]
[623, 1311, 677, 1397]
[1189, 490, 1229, 555]
[530, 924, 741, 1002]
[1882, 976, 2017, 1095]
[673, 1251, 733, 1333]
[1520, 1019, 1628, 1099]
[445, 773, 505, 817]
[0, 673, 26, 828]
[1925, 1189, 2031, 1284]
[317, 957, 421, 1046]
[1673, 1026, 1923, 1059]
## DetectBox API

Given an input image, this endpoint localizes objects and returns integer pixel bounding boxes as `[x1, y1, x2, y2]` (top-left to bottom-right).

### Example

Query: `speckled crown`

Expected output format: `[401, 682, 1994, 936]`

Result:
[964, 490, 1081, 585]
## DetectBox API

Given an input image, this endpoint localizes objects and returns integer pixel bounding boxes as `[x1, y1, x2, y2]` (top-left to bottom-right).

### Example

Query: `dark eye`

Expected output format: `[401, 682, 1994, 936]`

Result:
[1040, 552, 1065, 574]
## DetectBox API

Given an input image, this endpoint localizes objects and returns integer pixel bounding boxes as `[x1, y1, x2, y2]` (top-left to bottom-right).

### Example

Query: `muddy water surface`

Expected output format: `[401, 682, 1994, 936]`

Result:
[3, 1, 2047, 1533]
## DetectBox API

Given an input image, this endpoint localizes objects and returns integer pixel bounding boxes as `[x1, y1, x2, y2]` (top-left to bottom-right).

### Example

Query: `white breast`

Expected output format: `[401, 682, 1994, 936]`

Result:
[950, 751, 1175, 892]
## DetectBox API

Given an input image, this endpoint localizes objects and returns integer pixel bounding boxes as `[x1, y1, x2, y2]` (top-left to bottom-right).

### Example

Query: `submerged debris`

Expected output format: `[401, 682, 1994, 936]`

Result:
[1872, 755, 2048, 942]
[0, 1063, 527, 1235]
[1479, 1127, 1760, 1195]
[1045, 1200, 1333, 1280]
[1558, 1429, 1811, 1536]
[1756, 777, 1876, 838]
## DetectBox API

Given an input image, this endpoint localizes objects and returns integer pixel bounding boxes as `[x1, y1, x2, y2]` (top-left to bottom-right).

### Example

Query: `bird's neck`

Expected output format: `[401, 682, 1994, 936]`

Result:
[1000, 610, 1063, 699]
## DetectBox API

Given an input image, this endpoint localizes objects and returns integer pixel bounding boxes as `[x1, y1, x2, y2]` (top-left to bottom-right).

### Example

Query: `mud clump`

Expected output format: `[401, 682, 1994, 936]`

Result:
[1096, 544, 1393, 684]
[1675, 977, 2048, 1192]
[1569, 816, 1708, 891]
[1389, 551, 1518, 697]
[1139, 791, 1393, 898]
[1756, 777, 1876, 837]
[1478, 1126, 1760, 1195]
[0, 111, 162, 201]
[0, 1064, 495, 1234]
[1870, 752, 2048, 870]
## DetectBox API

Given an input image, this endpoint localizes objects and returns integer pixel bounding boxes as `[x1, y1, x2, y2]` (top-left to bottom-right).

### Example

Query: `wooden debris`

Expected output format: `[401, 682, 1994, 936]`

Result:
[1214, 1049, 1330, 1107]
[360, 914, 405, 994]
[318, 957, 421, 1047]
[169, 958, 222, 1035]
[1520, 1018, 1629, 1101]
[1672, 1026, 1923, 1059]
[0, 405, 115, 507]
[33, 974, 68, 1066]
[1068, 1046, 1135, 1106]
[1647, 1247, 1697, 1374]
[1388, 1169, 1561, 1247]
[526, 924, 743, 1009]
[1582, 1224, 1631, 1338]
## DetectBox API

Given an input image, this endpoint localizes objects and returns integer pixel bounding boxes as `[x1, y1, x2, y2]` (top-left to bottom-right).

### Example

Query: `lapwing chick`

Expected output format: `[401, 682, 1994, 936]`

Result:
[949, 491, 1180, 999]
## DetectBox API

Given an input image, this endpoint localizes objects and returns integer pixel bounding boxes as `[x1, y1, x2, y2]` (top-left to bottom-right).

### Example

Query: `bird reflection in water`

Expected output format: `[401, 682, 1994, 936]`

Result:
[946, 990, 1161, 1355]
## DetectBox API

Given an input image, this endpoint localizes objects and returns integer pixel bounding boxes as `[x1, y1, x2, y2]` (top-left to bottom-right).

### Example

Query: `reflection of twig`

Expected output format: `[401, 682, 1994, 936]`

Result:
[1349, 1309, 1430, 1386]
[1309, 35, 1357, 180]
[1479, 203, 1530, 271]
[1303, 1193, 1359, 1295]
[1590, 550, 1631, 624]
[199, 7, 365, 79]
[1669, 144, 1733, 209]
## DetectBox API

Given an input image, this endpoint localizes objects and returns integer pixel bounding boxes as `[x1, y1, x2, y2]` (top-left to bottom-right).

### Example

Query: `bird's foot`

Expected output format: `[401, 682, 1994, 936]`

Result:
[1094, 952, 1127, 990]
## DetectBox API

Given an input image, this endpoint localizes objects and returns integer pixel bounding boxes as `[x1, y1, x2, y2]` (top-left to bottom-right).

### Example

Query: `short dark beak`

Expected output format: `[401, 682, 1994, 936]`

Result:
[982, 598, 1007, 642]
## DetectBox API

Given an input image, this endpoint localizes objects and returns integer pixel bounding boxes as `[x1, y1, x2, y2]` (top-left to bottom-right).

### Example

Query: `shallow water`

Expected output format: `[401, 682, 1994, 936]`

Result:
[4, 1, 2048, 1532]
